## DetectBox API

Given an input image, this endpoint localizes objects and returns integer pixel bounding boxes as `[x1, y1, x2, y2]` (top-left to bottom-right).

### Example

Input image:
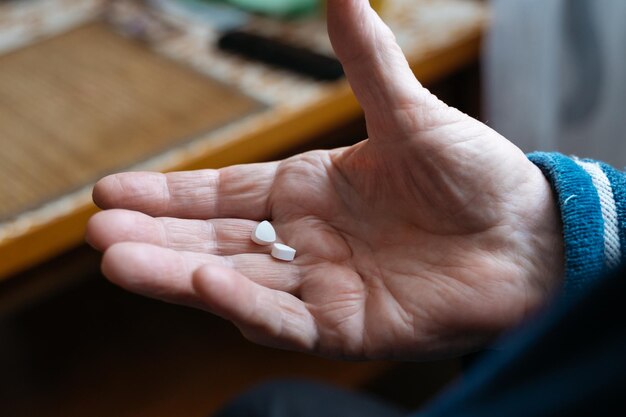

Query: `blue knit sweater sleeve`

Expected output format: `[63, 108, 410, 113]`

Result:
[528, 152, 626, 298]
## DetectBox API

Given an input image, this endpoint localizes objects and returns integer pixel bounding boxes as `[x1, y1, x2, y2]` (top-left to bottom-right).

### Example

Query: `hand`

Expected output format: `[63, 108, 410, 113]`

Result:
[87, 0, 564, 360]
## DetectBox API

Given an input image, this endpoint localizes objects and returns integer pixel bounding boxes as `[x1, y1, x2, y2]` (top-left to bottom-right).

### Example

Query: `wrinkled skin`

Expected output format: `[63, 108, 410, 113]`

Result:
[87, 0, 564, 360]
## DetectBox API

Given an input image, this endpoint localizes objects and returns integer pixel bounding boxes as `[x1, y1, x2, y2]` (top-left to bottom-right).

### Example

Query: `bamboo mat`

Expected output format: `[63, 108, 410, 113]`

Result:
[0, 22, 262, 222]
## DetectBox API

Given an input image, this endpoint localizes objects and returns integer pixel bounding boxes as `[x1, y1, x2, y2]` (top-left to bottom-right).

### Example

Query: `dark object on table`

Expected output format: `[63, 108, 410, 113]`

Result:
[217, 29, 344, 81]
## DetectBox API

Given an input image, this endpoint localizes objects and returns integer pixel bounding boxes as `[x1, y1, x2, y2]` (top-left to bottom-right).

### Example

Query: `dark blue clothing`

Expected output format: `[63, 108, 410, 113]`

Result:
[213, 379, 406, 417]
[416, 262, 626, 417]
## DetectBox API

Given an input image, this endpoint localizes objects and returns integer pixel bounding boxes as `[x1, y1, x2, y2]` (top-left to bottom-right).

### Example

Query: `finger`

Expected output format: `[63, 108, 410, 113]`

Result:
[193, 264, 319, 352]
[92, 161, 279, 219]
[87, 209, 269, 255]
[327, 0, 449, 139]
[101, 243, 301, 308]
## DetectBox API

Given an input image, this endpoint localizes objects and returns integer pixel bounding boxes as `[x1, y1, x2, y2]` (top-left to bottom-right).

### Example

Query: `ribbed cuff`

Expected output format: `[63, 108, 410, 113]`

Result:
[598, 161, 626, 262]
[528, 152, 610, 297]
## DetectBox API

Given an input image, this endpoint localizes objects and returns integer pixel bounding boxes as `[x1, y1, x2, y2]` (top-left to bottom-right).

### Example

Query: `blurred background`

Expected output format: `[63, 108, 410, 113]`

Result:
[0, 0, 623, 416]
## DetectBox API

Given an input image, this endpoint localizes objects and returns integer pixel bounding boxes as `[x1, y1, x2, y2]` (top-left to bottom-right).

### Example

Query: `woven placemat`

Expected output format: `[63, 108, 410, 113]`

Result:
[0, 22, 262, 222]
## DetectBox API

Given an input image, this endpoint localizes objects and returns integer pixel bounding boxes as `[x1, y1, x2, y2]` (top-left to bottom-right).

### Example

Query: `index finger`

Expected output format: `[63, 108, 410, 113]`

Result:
[93, 161, 279, 220]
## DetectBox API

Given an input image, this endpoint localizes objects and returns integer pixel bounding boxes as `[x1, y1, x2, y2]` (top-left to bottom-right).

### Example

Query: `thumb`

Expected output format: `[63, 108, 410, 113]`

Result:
[327, 0, 449, 140]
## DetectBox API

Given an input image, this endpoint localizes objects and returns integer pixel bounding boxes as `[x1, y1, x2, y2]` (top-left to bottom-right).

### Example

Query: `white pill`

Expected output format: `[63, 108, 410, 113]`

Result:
[271, 243, 296, 262]
[251, 221, 276, 246]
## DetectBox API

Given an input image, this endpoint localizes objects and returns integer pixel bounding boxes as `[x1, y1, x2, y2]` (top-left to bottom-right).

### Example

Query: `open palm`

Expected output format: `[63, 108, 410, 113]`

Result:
[87, 0, 564, 360]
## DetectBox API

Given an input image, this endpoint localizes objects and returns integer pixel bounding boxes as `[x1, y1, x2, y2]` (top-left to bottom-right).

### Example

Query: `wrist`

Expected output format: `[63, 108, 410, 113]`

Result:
[522, 166, 566, 304]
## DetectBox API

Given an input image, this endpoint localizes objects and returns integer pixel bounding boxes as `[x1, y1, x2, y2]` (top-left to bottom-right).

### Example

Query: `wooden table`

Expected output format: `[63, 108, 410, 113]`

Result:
[0, 0, 488, 281]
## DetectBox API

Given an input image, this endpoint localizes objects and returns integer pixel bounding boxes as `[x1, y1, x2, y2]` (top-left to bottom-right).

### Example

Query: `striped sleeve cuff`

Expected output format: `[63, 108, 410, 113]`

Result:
[528, 152, 626, 298]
